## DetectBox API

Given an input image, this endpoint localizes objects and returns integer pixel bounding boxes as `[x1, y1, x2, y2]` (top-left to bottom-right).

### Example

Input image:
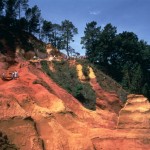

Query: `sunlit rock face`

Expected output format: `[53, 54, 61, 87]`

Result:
[92, 95, 150, 150]
[118, 94, 150, 129]
[0, 58, 150, 150]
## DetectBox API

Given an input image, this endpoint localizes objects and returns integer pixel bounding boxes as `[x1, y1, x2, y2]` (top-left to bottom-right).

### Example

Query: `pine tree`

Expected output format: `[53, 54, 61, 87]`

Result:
[16, 0, 29, 19]
[81, 21, 101, 63]
[61, 20, 78, 56]
[25, 5, 41, 34]
[41, 20, 52, 43]
[0, 0, 4, 16]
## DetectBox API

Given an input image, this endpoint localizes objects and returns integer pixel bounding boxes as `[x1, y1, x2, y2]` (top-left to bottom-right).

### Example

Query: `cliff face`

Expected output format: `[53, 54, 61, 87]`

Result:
[93, 94, 150, 150]
[0, 58, 150, 150]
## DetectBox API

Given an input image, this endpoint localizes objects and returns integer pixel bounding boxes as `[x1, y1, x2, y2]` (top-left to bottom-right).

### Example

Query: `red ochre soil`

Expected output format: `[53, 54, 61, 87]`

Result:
[0, 59, 150, 150]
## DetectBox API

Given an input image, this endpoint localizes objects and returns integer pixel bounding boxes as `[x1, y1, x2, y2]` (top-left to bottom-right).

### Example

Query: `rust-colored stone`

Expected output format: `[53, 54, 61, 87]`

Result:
[0, 59, 150, 150]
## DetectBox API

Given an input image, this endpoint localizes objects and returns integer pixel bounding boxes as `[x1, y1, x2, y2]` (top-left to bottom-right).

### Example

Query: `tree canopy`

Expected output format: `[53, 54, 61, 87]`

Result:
[81, 21, 150, 98]
[60, 20, 78, 56]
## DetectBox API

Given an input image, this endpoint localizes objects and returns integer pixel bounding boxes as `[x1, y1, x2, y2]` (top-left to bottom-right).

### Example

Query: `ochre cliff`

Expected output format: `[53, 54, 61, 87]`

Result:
[0, 57, 150, 150]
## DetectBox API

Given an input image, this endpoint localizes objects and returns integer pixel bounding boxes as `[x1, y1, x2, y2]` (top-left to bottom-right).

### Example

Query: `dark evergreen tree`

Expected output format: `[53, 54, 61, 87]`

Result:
[81, 21, 101, 63]
[81, 21, 150, 99]
[50, 23, 62, 49]
[4, 0, 18, 26]
[25, 5, 41, 34]
[61, 20, 78, 56]
[0, 0, 5, 16]
[41, 20, 52, 43]
[16, 0, 29, 19]
[97, 23, 117, 68]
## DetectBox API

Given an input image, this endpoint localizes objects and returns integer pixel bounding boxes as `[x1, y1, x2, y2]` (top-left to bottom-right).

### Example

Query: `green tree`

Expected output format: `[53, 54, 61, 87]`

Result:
[121, 62, 132, 89]
[142, 83, 149, 98]
[131, 63, 143, 93]
[0, 0, 5, 16]
[18, 17, 28, 31]
[16, 0, 29, 19]
[5, 0, 18, 20]
[41, 20, 52, 42]
[109, 31, 139, 80]
[61, 20, 78, 56]
[81, 21, 101, 62]
[49, 23, 62, 49]
[25, 5, 41, 34]
[82, 21, 150, 99]
[97, 23, 117, 67]
[115, 32, 139, 64]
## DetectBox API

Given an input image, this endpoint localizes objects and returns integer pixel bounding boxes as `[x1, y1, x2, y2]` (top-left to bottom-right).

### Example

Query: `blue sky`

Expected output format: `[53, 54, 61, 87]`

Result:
[29, 0, 150, 55]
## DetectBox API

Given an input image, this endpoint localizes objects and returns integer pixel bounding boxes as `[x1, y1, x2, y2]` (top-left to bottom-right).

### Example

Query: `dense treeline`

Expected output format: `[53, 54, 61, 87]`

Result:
[81, 21, 150, 98]
[0, 0, 78, 56]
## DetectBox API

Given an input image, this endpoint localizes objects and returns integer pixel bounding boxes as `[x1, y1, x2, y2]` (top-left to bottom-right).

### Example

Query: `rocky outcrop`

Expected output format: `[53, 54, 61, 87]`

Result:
[118, 94, 150, 129]
[92, 95, 150, 150]
[0, 59, 150, 150]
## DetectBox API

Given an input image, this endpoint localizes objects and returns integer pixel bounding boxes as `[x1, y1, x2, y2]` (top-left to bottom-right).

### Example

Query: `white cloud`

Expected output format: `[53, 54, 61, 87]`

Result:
[89, 10, 100, 15]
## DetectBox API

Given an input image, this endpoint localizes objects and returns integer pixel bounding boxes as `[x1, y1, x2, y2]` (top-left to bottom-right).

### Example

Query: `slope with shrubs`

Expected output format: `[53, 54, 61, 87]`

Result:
[40, 58, 128, 111]
[41, 60, 96, 110]
[76, 59, 128, 102]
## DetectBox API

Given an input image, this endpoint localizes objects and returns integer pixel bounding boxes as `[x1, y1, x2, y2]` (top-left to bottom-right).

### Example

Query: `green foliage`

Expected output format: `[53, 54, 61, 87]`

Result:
[50, 23, 62, 49]
[5, 0, 18, 20]
[81, 21, 101, 63]
[16, 0, 29, 19]
[0, 0, 79, 58]
[81, 21, 150, 99]
[77, 59, 90, 81]
[82, 64, 90, 81]
[41, 20, 52, 42]
[61, 20, 78, 56]
[0, 0, 4, 16]
[77, 59, 128, 102]
[41, 60, 96, 110]
[142, 83, 149, 97]
[25, 5, 41, 34]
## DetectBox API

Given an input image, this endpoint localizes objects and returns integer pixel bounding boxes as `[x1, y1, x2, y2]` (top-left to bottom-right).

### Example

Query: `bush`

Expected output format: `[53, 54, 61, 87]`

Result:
[82, 64, 90, 81]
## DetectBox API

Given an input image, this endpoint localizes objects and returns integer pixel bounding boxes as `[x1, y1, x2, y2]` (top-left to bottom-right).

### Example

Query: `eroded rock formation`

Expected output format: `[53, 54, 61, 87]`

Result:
[0, 59, 150, 150]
